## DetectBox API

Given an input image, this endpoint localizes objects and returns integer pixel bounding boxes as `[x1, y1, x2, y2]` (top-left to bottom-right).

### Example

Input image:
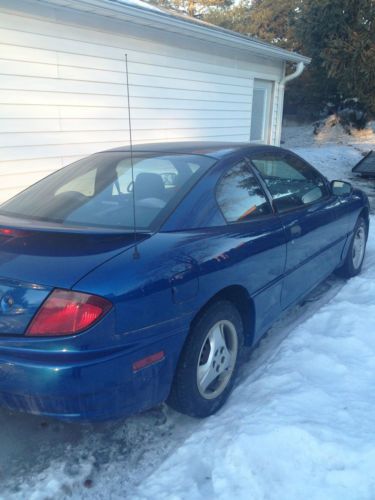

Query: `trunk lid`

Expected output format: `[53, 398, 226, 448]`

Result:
[0, 216, 149, 334]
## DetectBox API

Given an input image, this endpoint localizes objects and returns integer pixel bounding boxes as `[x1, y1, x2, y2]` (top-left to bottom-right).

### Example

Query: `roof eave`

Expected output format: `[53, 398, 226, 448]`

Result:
[114, 0, 311, 64]
[36, 0, 311, 64]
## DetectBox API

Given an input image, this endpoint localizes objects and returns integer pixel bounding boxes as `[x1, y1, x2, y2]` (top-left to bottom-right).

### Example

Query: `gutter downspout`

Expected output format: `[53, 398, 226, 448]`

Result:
[275, 62, 306, 145]
[281, 61, 305, 85]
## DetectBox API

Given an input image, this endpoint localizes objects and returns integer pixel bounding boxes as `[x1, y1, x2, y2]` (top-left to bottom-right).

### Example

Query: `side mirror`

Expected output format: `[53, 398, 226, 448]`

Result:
[331, 180, 352, 197]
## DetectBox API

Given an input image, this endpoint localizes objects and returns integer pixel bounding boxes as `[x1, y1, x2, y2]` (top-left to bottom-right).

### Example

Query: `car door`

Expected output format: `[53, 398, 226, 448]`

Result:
[213, 157, 287, 339]
[249, 150, 343, 310]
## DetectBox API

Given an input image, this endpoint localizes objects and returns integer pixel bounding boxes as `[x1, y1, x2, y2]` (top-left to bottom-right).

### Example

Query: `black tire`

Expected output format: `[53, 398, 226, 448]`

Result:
[336, 215, 368, 279]
[167, 300, 244, 418]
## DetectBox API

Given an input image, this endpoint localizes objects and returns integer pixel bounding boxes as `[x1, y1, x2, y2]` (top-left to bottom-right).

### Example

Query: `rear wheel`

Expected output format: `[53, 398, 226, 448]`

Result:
[167, 301, 244, 418]
[336, 216, 368, 278]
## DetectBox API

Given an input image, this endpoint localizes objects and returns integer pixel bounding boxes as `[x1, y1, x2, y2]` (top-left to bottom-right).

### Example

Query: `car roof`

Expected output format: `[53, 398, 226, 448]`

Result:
[102, 141, 281, 160]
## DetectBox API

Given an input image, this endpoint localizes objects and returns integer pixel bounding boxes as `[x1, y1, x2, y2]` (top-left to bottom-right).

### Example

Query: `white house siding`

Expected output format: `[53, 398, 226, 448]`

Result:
[0, 4, 285, 203]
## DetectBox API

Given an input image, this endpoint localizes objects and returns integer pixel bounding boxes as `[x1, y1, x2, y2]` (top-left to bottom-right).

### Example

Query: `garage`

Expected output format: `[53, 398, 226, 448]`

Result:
[0, 0, 309, 202]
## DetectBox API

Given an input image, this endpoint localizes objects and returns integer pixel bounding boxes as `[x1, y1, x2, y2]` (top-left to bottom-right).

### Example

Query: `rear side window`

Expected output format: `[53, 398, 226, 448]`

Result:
[216, 160, 272, 223]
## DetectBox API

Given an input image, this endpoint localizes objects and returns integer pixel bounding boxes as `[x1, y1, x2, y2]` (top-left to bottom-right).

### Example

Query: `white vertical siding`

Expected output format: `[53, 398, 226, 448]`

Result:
[0, 7, 284, 202]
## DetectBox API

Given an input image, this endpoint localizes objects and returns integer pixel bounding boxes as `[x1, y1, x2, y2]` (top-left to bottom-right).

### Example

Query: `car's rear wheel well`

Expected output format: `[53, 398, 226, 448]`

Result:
[190, 286, 255, 346]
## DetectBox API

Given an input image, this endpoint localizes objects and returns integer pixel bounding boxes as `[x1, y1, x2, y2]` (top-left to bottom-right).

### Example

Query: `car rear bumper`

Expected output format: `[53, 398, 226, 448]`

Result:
[0, 325, 187, 421]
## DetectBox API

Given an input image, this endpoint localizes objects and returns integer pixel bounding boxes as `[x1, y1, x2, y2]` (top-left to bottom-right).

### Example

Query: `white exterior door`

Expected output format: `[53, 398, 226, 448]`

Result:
[250, 80, 274, 143]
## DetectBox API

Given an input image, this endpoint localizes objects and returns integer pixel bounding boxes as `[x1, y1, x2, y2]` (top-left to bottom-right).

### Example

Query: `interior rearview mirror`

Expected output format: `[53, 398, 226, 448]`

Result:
[331, 180, 352, 196]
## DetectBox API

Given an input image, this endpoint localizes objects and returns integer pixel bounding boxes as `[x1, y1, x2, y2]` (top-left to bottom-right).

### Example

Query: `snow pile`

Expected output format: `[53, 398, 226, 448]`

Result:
[315, 116, 375, 146]
[282, 121, 375, 153]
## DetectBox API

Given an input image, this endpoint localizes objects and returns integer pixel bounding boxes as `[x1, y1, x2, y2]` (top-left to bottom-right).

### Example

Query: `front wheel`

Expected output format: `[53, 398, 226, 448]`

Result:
[336, 215, 368, 278]
[167, 301, 244, 418]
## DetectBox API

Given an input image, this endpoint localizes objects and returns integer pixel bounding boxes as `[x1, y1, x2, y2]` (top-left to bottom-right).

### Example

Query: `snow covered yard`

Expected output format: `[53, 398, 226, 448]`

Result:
[0, 138, 375, 500]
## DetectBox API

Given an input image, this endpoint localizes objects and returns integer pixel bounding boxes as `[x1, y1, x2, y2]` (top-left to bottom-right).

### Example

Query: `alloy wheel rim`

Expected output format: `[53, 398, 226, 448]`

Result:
[197, 319, 238, 400]
[352, 224, 366, 270]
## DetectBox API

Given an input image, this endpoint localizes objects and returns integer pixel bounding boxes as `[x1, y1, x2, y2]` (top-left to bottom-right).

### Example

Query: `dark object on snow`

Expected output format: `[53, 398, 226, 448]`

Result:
[352, 151, 375, 177]
[337, 99, 368, 131]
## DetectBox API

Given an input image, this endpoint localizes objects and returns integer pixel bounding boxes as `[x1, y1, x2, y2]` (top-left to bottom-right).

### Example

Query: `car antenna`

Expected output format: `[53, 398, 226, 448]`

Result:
[125, 53, 140, 259]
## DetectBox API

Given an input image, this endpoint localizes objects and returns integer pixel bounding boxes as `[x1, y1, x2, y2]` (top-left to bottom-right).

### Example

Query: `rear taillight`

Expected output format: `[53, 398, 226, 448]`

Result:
[0, 228, 28, 237]
[26, 289, 112, 337]
[0, 228, 14, 235]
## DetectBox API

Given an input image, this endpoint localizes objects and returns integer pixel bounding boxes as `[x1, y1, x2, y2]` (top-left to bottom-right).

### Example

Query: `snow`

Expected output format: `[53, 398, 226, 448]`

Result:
[0, 130, 375, 500]
[282, 120, 375, 154]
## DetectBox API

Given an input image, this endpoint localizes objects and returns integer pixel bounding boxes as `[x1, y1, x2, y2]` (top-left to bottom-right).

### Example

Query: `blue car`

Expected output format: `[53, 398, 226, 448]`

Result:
[0, 142, 369, 420]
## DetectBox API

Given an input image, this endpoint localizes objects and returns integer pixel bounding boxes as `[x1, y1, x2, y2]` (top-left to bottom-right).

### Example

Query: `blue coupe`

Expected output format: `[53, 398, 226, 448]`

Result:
[0, 143, 369, 420]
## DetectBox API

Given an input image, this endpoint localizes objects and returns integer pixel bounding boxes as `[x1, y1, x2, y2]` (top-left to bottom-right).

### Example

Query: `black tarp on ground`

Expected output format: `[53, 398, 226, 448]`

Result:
[352, 151, 375, 177]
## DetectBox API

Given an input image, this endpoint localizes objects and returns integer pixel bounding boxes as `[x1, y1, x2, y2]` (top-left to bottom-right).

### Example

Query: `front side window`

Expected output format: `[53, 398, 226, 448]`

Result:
[0, 153, 216, 231]
[251, 154, 329, 213]
[216, 160, 272, 223]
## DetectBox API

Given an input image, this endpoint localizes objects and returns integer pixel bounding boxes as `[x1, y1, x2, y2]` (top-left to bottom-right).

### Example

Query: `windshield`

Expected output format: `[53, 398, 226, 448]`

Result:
[0, 152, 216, 231]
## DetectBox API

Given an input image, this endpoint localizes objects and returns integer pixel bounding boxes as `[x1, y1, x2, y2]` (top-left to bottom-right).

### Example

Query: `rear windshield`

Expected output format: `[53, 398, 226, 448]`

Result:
[0, 152, 215, 231]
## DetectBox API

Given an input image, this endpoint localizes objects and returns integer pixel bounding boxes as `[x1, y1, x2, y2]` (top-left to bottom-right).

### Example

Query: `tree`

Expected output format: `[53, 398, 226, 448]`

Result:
[202, 0, 301, 48]
[148, 0, 375, 118]
[202, 1, 253, 35]
[323, 0, 375, 114]
[147, 0, 233, 18]
[290, 0, 375, 116]
[241, 0, 301, 50]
